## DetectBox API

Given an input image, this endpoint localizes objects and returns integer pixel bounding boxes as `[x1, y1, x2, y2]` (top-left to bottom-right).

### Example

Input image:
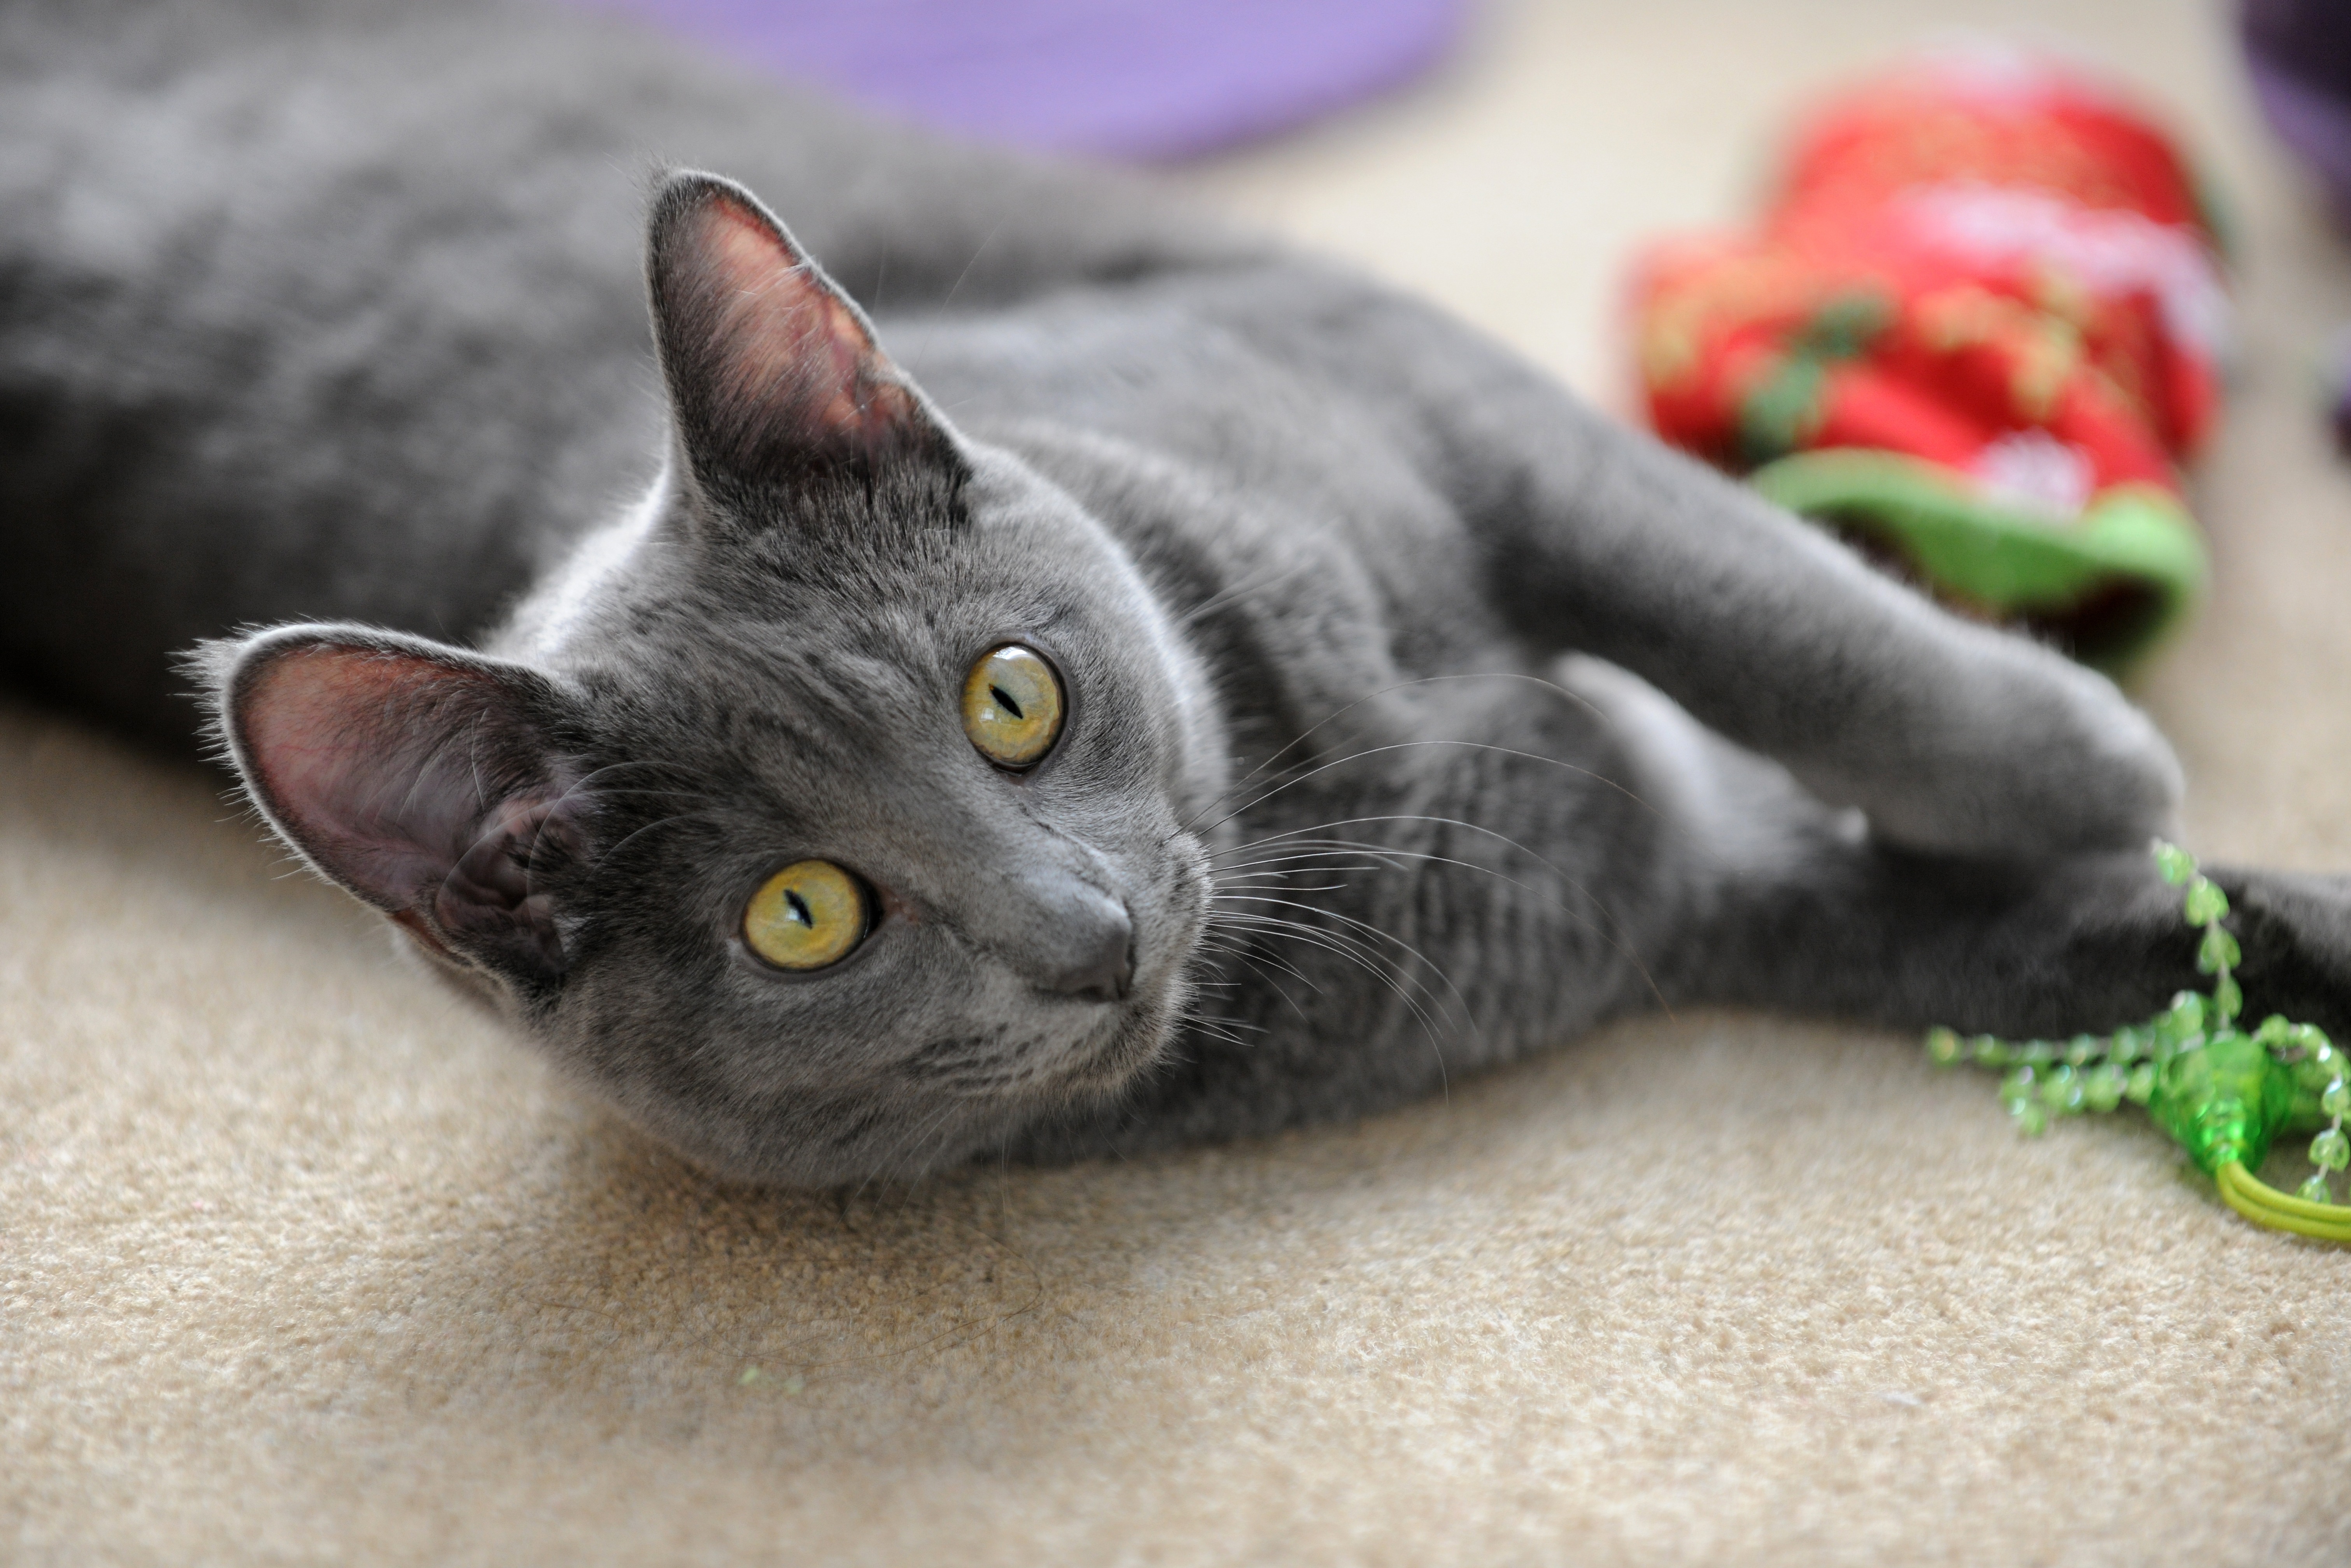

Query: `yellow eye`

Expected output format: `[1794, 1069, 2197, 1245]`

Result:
[743, 859, 869, 971]
[960, 644, 1064, 768]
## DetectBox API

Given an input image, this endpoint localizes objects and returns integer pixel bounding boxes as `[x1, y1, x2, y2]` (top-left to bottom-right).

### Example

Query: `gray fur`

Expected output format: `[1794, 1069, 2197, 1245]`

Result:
[9, 0, 2351, 1186]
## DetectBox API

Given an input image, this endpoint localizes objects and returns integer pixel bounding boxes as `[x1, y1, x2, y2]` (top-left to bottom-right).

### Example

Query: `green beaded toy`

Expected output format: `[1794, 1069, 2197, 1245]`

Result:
[1926, 841, 2351, 1242]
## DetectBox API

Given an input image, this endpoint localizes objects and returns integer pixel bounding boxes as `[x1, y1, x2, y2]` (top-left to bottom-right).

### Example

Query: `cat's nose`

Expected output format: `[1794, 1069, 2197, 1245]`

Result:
[1041, 899, 1134, 1002]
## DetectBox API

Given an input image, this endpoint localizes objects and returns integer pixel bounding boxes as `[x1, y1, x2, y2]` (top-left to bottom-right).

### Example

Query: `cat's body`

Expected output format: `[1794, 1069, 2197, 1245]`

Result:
[10, 0, 2351, 1184]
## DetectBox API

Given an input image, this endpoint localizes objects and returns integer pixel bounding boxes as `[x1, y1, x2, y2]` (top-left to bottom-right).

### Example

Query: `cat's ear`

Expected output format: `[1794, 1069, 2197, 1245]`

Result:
[646, 169, 953, 490]
[206, 626, 587, 990]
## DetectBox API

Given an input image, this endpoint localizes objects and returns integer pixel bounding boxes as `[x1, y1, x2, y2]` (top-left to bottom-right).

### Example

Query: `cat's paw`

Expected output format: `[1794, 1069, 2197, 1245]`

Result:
[2227, 871, 2351, 1042]
[1808, 637, 2183, 858]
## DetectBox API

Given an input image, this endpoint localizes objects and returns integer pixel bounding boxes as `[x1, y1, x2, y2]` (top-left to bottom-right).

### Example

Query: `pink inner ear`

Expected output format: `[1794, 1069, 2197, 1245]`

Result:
[239, 644, 521, 914]
[690, 194, 922, 449]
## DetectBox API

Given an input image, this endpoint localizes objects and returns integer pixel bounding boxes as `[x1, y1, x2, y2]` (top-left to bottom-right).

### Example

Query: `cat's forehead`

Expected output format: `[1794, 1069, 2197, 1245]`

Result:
[681, 460, 1093, 605]
[590, 597, 940, 734]
[578, 574, 1061, 774]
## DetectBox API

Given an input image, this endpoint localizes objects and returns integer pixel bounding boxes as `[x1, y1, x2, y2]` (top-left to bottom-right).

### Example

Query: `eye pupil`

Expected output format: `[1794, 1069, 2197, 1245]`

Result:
[785, 891, 813, 928]
[991, 685, 1023, 720]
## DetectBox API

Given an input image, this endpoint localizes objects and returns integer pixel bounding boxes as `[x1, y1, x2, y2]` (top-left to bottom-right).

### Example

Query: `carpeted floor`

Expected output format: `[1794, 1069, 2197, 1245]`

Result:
[9, 2, 2351, 1564]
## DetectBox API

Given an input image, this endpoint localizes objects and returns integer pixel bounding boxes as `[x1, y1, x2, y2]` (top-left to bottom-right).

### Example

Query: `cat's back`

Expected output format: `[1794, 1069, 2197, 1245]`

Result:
[0, 0, 1237, 312]
[0, 0, 1256, 742]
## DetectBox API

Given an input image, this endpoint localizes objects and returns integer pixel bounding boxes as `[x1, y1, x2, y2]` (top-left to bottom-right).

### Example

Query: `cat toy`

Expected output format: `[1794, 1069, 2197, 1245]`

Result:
[1631, 49, 2227, 672]
[1926, 842, 2351, 1241]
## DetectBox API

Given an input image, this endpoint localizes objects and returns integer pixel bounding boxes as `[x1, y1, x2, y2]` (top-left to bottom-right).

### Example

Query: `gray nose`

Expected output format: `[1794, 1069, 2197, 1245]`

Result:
[1041, 900, 1134, 1002]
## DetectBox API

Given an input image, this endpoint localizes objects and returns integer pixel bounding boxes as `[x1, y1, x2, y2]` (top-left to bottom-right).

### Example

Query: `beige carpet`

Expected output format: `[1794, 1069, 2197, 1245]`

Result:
[10, 2, 2351, 1563]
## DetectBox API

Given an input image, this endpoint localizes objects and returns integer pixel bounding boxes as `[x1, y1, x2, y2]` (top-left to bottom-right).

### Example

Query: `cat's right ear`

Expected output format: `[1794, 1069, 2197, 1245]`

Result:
[645, 169, 955, 495]
[199, 626, 590, 994]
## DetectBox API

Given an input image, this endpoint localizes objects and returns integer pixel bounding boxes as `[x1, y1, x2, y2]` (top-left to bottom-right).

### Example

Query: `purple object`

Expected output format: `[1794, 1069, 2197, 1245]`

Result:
[568, 0, 1471, 161]
[2243, 0, 2351, 222]
[2241, 3, 2351, 455]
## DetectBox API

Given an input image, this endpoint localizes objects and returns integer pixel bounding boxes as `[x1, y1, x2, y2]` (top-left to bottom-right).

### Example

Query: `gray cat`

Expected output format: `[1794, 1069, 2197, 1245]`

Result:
[8, 0, 2351, 1186]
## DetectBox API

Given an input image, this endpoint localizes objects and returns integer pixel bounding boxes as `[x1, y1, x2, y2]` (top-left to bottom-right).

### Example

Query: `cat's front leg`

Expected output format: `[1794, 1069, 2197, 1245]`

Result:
[1313, 292, 2182, 860]
[1570, 655, 2351, 1044]
[1473, 403, 2179, 860]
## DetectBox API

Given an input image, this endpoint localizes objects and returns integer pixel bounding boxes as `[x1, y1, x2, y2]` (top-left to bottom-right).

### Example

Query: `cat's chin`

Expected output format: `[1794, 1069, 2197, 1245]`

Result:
[1035, 998, 1179, 1102]
[627, 986, 1185, 1189]
[903, 990, 1177, 1110]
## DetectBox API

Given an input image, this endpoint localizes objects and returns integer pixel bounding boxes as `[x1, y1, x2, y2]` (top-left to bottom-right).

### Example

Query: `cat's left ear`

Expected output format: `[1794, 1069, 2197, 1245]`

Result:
[205, 626, 589, 992]
[646, 169, 956, 491]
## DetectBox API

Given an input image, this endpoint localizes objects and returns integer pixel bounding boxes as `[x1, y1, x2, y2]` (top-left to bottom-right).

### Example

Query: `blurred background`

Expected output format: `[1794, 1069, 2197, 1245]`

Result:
[559, 0, 2330, 407]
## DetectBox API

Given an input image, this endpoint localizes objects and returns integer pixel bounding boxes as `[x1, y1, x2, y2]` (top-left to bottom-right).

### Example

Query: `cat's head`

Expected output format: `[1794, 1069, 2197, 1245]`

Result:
[199, 172, 1228, 1185]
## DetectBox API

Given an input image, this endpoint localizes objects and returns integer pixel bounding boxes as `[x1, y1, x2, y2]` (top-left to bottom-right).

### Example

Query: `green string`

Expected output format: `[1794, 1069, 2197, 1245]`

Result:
[1926, 841, 2351, 1239]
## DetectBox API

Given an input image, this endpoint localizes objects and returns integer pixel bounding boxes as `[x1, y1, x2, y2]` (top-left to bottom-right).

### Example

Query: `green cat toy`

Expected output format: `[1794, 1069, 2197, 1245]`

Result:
[1929, 842, 2351, 1241]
